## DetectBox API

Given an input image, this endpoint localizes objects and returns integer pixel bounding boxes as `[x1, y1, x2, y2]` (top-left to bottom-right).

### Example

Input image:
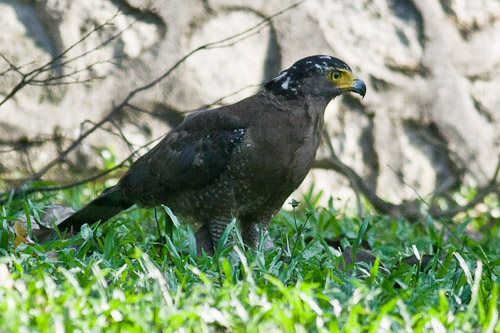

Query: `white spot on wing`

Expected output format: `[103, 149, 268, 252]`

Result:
[319, 55, 332, 59]
[273, 71, 288, 81]
[281, 77, 291, 90]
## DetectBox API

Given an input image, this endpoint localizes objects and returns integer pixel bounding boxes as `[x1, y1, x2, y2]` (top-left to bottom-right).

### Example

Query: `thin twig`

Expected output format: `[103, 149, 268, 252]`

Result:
[109, 118, 137, 155]
[12, 163, 127, 196]
[202, 84, 261, 108]
[0, 134, 164, 202]
[314, 135, 500, 221]
[387, 164, 431, 207]
[429, 184, 499, 218]
[318, 127, 415, 219]
[0, 12, 127, 107]
[0, 2, 303, 200]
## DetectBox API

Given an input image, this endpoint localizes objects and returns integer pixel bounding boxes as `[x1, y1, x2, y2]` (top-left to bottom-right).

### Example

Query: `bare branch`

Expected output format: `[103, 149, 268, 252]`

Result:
[0, 2, 304, 200]
[30, 60, 112, 84]
[387, 164, 431, 206]
[39, 13, 120, 73]
[201, 84, 261, 108]
[0, 131, 165, 204]
[0, 12, 127, 107]
[1, 162, 126, 199]
[429, 183, 499, 218]
[0, 54, 24, 76]
[109, 118, 138, 155]
[315, 128, 500, 221]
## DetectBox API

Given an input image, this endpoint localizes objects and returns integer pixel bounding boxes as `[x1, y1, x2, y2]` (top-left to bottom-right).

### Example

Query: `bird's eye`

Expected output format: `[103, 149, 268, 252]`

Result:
[329, 71, 341, 81]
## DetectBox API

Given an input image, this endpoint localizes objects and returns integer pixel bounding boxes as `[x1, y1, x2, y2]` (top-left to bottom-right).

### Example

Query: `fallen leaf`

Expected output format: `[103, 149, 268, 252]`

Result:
[14, 222, 27, 238]
[340, 246, 390, 277]
[17, 205, 75, 242]
[13, 222, 29, 249]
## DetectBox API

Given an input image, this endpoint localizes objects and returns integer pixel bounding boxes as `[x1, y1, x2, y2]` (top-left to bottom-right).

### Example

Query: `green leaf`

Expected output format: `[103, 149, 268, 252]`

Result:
[165, 235, 181, 268]
[328, 196, 336, 214]
[77, 241, 93, 259]
[454, 252, 473, 287]
[103, 231, 117, 259]
[222, 258, 233, 284]
[216, 219, 236, 254]
[187, 228, 196, 258]
[22, 200, 32, 239]
[162, 205, 180, 228]
[352, 216, 369, 261]
[80, 224, 93, 241]
[0, 230, 8, 250]
[484, 283, 498, 333]
[368, 256, 380, 284]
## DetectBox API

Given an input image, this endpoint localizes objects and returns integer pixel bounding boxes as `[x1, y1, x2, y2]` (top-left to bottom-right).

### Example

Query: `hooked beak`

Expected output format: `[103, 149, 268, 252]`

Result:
[350, 78, 366, 99]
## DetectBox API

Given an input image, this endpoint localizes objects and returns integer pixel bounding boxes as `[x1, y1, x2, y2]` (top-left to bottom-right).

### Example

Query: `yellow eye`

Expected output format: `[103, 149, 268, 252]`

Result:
[329, 71, 342, 81]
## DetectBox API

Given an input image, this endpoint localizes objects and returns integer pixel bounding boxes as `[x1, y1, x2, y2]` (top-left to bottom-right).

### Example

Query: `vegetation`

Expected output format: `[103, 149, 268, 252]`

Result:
[0, 183, 499, 332]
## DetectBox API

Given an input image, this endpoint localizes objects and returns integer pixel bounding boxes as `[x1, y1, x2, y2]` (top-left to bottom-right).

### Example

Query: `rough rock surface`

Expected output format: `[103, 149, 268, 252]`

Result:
[1, 0, 499, 205]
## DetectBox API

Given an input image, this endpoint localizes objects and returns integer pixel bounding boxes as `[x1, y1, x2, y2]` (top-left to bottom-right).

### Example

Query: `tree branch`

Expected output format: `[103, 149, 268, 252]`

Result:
[0, 2, 304, 201]
[315, 127, 500, 221]
[0, 12, 126, 107]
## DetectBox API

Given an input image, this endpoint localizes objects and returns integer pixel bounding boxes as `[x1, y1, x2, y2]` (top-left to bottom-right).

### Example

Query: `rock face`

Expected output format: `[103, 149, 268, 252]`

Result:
[1, 0, 499, 204]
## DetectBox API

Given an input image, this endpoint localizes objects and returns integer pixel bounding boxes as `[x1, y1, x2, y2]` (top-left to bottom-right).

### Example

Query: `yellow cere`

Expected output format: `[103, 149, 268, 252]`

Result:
[327, 69, 356, 90]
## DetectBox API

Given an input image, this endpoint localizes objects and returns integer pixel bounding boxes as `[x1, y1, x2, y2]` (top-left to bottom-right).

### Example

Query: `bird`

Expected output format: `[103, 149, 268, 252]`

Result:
[57, 55, 366, 255]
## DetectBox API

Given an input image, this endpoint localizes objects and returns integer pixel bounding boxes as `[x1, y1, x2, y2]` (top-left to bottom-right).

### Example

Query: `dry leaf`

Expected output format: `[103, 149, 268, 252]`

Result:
[14, 222, 27, 238]
[45, 249, 58, 262]
[13, 222, 29, 249]
[17, 205, 75, 242]
[340, 246, 390, 277]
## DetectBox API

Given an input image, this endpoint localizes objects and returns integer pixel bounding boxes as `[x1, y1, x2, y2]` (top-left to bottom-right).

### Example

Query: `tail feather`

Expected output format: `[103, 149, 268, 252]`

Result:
[58, 186, 133, 232]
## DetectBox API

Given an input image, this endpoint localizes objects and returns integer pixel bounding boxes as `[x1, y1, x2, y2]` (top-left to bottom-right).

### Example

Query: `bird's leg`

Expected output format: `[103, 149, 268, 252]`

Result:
[195, 224, 214, 256]
[241, 221, 274, 251]
[241, 223, 259, 249]
[238, 209, 277, 251]
[208, 216, 234, 253]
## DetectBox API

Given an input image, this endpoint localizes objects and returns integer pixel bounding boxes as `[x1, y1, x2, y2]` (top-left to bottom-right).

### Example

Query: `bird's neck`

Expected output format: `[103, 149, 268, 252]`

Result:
[260, 89, 332, 118]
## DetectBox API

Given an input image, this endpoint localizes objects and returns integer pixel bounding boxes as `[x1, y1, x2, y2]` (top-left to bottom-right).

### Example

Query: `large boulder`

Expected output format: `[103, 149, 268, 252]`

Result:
[1, 0, 499, 205]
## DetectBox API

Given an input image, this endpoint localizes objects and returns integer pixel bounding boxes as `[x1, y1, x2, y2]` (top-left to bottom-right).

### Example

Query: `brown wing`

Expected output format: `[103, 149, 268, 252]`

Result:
[117, 109, 246, 201]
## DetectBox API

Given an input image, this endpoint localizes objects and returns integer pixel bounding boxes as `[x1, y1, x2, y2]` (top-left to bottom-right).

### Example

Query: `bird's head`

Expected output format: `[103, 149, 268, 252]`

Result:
[264, 55, 366, 101]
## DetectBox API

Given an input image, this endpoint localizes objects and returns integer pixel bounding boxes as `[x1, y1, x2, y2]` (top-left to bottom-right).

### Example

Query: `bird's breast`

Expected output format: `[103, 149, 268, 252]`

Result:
[227, 118, 321, 199]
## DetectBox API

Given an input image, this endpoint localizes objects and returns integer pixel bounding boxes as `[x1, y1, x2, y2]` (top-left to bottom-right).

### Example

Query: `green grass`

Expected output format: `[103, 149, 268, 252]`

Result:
[0, 184, 499, 332]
